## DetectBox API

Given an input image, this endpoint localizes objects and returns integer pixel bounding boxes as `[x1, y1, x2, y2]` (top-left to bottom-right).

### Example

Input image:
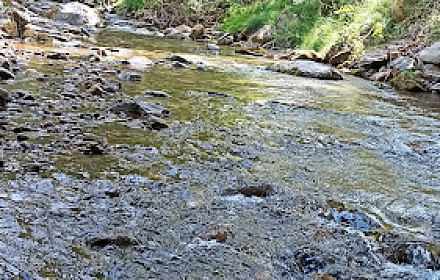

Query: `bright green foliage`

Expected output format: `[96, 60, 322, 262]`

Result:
[220, 0, 397, 52]
[117, 0, 150, 11]
[301, 0, 395, 52]
[220, 0, 320, 36]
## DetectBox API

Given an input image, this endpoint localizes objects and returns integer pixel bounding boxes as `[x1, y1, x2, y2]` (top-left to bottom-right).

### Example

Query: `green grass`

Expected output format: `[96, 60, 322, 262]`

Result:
[220, 0, 398, 53]
[116, 0, 150, 11]
[220, 0, 321, 36]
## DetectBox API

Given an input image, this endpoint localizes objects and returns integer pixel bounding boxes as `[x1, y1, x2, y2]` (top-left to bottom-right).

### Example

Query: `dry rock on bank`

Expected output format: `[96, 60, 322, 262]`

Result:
[268, 60, 343, 80]
[1, 0, 99, 44]
[351, 40, 440, 93]
[53, 2, 100, 27]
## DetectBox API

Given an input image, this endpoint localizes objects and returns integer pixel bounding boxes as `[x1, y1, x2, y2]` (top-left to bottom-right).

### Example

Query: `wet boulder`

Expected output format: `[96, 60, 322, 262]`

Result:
[268, 60, 343, 80]
[278, 247, 327, 275]
[110, 102, 169, 119]
[74, 134, 108, 155]
[419, 41, 440, 65]
[86, 235, 139, 249]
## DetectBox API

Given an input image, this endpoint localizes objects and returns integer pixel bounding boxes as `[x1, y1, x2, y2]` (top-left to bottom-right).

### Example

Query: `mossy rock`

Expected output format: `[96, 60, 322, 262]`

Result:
[390, 72, 424, 91]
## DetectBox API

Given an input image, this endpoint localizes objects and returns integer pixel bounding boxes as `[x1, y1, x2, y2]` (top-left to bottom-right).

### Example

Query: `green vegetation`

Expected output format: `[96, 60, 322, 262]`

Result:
[220, 0, 397, 52]
[220, 0, 438, 54]
[117, 0, 439, 54]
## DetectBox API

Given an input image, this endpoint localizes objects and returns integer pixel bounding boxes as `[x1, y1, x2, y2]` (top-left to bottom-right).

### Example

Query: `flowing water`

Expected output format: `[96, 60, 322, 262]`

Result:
[95, 29, 440, 233]
[1, 29, 440, 278]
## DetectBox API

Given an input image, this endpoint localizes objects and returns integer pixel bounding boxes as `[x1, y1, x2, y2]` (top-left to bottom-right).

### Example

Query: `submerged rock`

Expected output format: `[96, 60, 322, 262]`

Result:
[330, 210, 382, 234]
[268, 60, 343, 80]
[109, 102, 169, 130]
[169, 54, 193, 65]
[225, 184, 273, 198]
[71, 134, 109, 155]
[86, 235, 139, 249]
[142, 91, 170, 98]
[278, 247, 327, 275]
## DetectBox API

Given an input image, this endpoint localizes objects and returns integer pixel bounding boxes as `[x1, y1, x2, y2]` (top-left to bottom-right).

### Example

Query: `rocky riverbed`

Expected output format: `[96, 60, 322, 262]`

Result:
[1, 3, 440, 279]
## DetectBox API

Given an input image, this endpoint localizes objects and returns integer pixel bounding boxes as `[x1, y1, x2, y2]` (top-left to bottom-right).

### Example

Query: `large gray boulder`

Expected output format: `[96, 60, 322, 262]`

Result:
[268, 60, 343, 80]
[53, 2, 100, 26]
[420, 41, 440, 65]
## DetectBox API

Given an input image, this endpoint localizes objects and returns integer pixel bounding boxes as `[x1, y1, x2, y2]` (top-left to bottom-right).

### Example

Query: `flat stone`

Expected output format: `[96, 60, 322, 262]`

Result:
[268, 60, 343, 80]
